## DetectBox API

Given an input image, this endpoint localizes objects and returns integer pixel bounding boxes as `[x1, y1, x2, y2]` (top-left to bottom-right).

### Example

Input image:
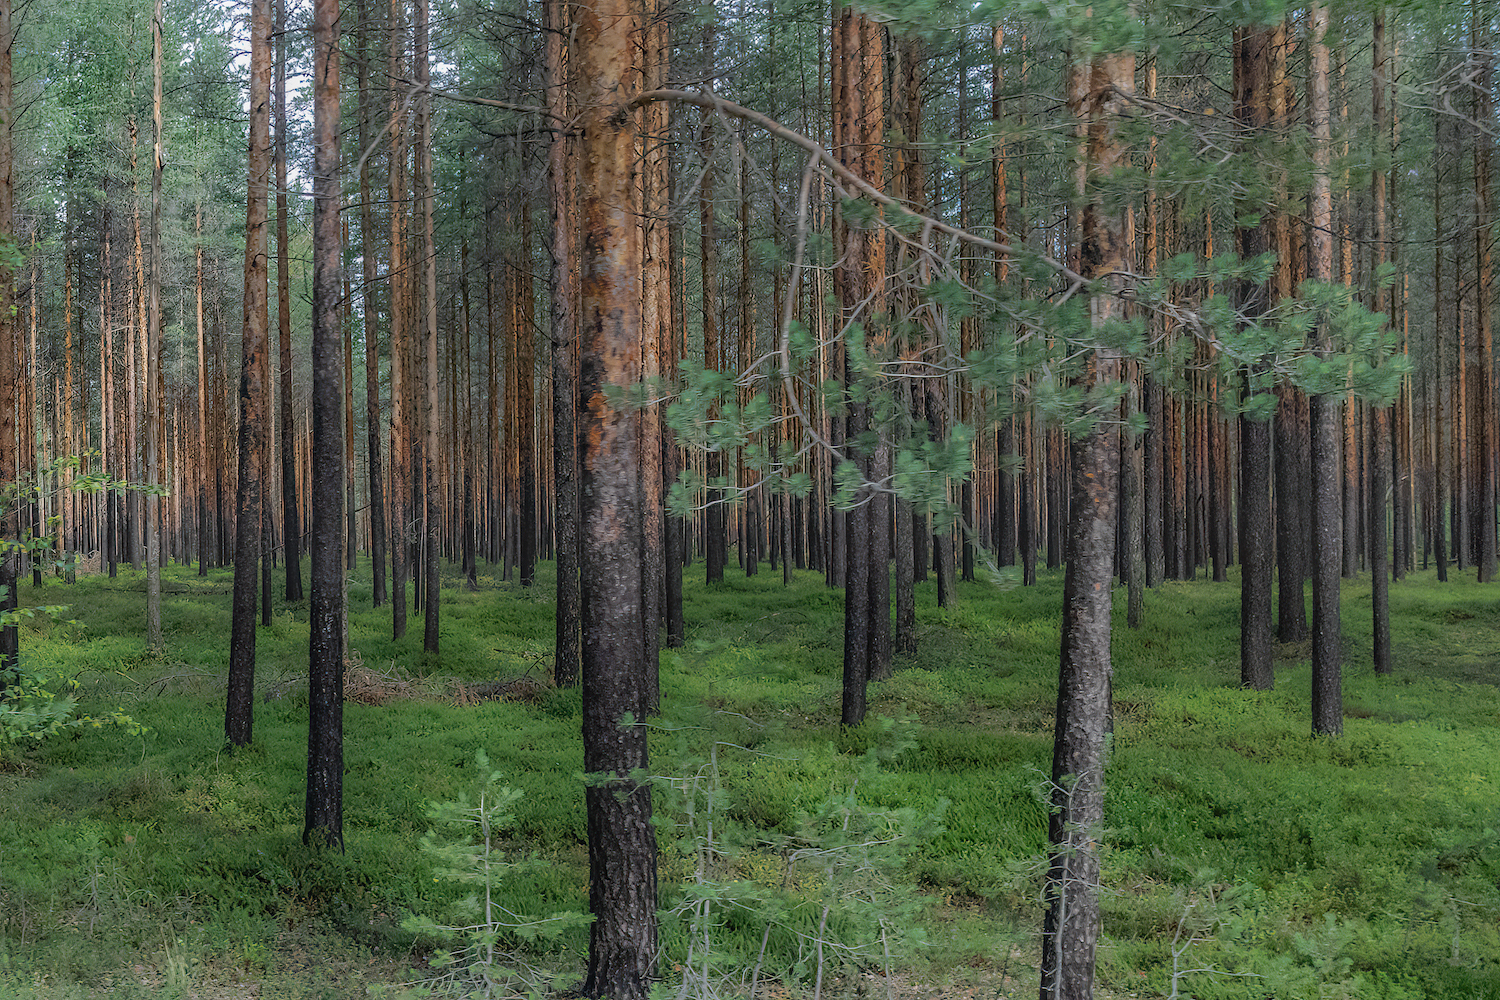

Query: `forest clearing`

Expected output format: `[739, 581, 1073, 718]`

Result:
[2, 562, 1499, 999]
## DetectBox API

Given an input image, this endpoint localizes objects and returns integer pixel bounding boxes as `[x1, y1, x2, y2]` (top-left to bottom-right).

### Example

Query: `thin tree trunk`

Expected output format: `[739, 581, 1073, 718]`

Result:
[0, 0, 14, 691]
[357, 0, 387, 606]
[275, 0, 303, 602]
[417, 0, 440, 655]
[144, 0, 164, 652]
[227, 0, 272, 746]
[546, 0, 579, 686]
[388, 0, 409, 639]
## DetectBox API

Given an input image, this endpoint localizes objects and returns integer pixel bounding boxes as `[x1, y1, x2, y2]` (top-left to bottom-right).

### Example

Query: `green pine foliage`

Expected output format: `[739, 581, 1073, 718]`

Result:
[0, 561, 1498, 998]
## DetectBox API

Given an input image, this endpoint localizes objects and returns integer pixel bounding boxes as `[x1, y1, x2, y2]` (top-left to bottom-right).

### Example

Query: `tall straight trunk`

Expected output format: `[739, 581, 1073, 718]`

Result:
[196, 208, 211, 575]
[575, 5, 657, 995]
[1308, 1, 1343, 735]
[1435, 116, 1450, 581]
[992, 25, 1015, 568]
[306, 0, 345, 847]
[1368, 10, 1392, 672]
[388, 0, 409, 639]
[518, 211, 538, 588]
[545, 0, 579, 686]
[1041, 46, 1131, 1000]
[275, 0, 303, 602]
[144, 0, 164, 652]
[357, 0, 387, 606]
[1473, 5, 1498, 582]
[639, 0, 669, 712]
[415, 0, 440, 654]
[0, 0, 13, 691]
[1142, 59, 1162, 589]
[227, 0, 273, 746]
[664, 127, 686, 647]
[1235, 25, 1275, 691]
[700, 19, 725, 587]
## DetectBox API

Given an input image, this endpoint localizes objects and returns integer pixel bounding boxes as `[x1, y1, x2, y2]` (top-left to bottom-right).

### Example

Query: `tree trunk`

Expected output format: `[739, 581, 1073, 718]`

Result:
[357, 0, 387, 607]
[305, 0, 345, 847]
[417, 0, 440, 655]
[227, 0, 272, 746]
[144, 0, 164, 652]
[1040, 45, 1130, 1000]
[1234, 25, 1274, 691]
[575, 5, 657, 995]
[388, 0, 409, 640]
[275, 0, 303, 603]
[546, 0, 580, 686]
[1308, 1, 1343, 736]
[0, 0, 13, 692]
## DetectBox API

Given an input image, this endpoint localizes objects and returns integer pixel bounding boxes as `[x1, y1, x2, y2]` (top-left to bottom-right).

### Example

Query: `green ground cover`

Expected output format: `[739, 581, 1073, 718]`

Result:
[1, 557, 1498, 998]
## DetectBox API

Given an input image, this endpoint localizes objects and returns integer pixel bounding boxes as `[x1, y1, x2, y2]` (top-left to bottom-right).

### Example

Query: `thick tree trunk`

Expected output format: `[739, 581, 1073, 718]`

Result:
[1308, 1, 1343, 736]
[1040, 46, 1130, 1000]
[575, 6, 657, 995]
[305, 0, 345, 847]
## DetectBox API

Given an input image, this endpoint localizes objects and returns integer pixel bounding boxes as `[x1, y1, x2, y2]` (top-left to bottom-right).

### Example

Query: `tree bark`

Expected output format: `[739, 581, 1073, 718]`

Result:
[575, 5, 657, 995]
[388, 0, 409, 640]
[305, 0, 345, 848]
[1040, 45, 1130, 1000]
[0, 0, 13, 692]
[227, 0, 272, 746]
[1234, 25, 1274, 691]
[144, 0, 164, 652]
[275, 0, 303, 603]
[356, 0, 387, 606]
[1308, 1, 1343, 736]
[546, 0, 579, 686]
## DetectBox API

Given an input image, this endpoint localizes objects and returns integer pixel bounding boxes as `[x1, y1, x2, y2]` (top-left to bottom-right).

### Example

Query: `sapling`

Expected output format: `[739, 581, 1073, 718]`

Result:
[402, 750, 589, 999]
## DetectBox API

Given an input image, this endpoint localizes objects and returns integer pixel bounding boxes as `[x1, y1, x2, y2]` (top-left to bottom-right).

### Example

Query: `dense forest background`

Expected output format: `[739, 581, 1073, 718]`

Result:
[3, 0, 1500, 996]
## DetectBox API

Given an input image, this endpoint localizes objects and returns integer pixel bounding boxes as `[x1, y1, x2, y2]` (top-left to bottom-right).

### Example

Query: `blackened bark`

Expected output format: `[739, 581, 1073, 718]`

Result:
[305, 0, 344, 848]
[1239, 403, 1274, 690]
[226, 0, 271, 747]
[1369, 406, 1391, 674]
[0, 0, 14, 693]
[1234, 25, 1274, 691]
[1274, 386, 1307, 641]
[546, 0, 579, 686]
[1040, 48, 1130, 1000]
[576, 6, 657, 995]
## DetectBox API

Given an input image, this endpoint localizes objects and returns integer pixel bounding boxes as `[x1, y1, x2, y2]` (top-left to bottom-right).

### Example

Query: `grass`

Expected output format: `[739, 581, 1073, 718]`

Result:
[1, 553, 1499, 999]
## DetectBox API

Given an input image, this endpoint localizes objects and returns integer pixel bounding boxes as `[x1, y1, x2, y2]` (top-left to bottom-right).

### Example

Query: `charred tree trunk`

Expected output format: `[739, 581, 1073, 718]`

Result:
[227, 0, 272, 746]
[305, 0, 345, 847]
[575, 5, 658, 995]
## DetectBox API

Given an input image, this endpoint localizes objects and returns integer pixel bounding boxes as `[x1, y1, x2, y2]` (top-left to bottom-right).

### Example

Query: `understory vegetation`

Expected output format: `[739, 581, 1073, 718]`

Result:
[1, 561, 1498, 999]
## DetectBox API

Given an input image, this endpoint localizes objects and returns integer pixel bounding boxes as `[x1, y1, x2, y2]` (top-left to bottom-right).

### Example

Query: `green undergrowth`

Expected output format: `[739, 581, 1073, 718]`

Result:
[1, 556, 1498, 998]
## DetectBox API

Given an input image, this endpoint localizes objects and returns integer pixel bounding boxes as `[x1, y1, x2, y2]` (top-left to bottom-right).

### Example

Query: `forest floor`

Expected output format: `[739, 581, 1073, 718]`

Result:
[2, 556, 1500, 999]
